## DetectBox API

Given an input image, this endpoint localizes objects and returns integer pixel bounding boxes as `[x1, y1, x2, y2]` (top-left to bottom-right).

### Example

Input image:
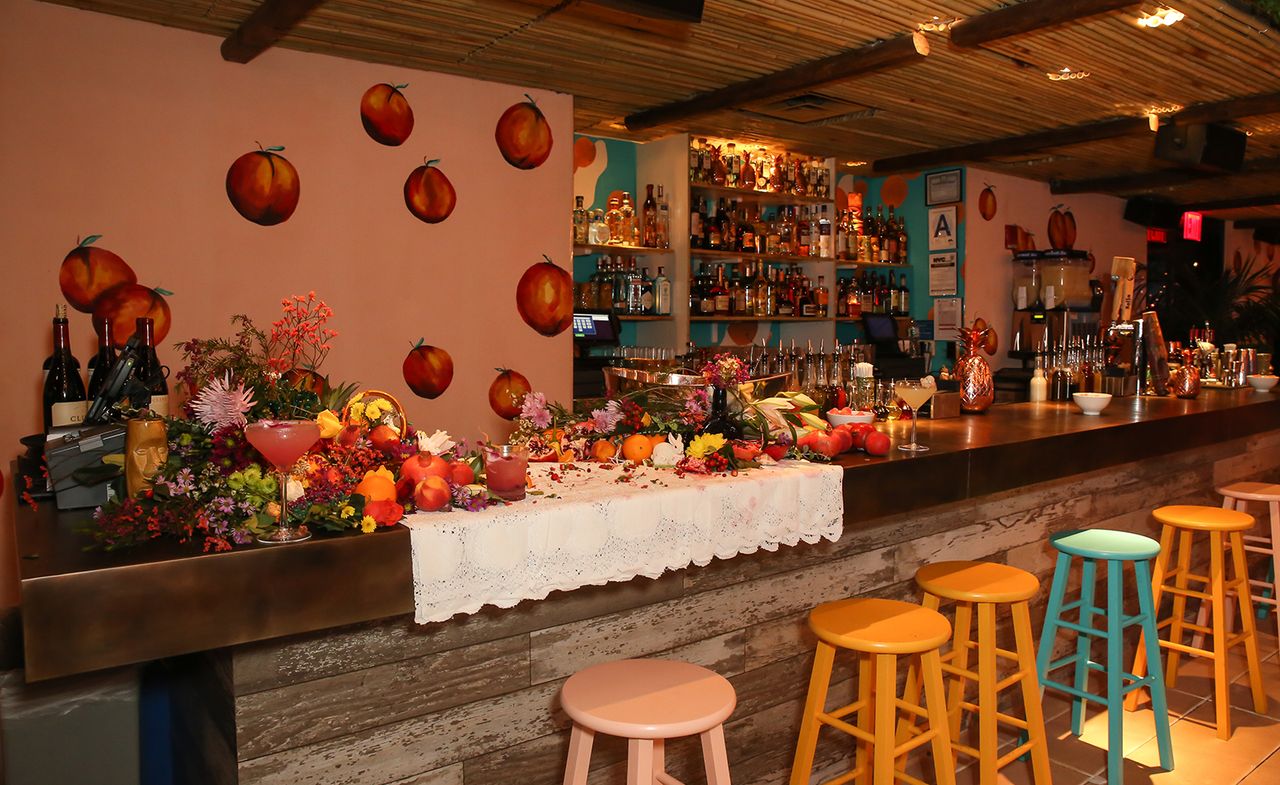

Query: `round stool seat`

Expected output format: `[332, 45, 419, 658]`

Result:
[810, 597, 951, 654]
[560, 659, 735, 739]
[915, 560, 1040, 603]
[1217, 481, 1280, 502]
[1153, 505, 1254, 532]
[1051, 529, 1161, 561]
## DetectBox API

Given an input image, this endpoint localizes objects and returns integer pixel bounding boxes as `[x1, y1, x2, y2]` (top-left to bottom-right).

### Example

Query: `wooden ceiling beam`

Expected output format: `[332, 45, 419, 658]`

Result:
[950, 0, 1140, 48]
[1188, 193, 1280, 212]
[1051, 157, 1280, 195]
[623, 32, 928, 132]
[221, 0, 327, 63]
[1235, 219, 1280, 230]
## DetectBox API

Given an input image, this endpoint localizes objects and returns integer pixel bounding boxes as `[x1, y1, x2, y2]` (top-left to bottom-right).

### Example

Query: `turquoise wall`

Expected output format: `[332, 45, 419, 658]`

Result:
[573, 135, 642, 343]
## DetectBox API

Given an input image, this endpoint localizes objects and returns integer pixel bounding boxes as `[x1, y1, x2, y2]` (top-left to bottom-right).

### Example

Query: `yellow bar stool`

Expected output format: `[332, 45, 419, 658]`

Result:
[1124, 504, 1268, 739]
[789, 598, 956, 785]
[898, 561, 1051, 785]
[1191, 481, 1280, 647]
[560, 659, 736, 785]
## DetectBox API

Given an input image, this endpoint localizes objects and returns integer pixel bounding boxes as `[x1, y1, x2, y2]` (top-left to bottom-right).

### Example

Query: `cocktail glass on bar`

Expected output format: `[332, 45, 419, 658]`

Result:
[246, 420, 321, 544]
[895, 380, 935, 452]
[485, 443, 529, 502]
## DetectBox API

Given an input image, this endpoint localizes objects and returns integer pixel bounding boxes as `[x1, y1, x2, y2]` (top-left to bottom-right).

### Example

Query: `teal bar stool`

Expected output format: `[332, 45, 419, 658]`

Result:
[1036, 529, 1174, 785]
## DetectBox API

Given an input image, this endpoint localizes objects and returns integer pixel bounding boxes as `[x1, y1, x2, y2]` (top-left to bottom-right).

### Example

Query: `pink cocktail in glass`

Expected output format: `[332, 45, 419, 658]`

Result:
[485, 444, 529, 502]
[246, 420, 321, 543]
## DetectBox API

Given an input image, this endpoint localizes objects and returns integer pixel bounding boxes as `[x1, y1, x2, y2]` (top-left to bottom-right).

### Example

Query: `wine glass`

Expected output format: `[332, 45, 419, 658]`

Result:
[894, 380, 935, 452]
[245, 420, 321, 543]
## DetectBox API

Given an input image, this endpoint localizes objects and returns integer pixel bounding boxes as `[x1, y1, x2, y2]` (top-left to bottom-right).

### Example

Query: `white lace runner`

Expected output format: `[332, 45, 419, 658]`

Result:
[405, 460, 845, 624]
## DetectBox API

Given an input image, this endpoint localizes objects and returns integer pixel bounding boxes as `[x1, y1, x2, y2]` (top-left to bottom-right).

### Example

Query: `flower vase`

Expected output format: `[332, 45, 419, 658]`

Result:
[956, 327, 994, 414]
[704, 387, 741, 439]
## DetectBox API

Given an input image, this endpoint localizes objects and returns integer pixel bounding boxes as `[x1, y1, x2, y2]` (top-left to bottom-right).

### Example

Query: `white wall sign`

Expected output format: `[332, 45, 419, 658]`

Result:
[934, 297, 963, 334]
[928, 206, 957, 251]
[929, 252, 958, 296]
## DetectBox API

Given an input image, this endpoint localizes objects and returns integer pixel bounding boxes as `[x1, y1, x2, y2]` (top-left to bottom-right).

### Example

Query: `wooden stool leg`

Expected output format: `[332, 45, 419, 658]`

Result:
[1012, 601, 1052, 785]
[873, 653, 897, 785]
[628, 739, 655, 785]
[1126, 523, 1174, 712]
[1270, 500, 1280, 646]
[920, 649, 957, 785]
[946, 601, 974, 748]
[1194, 497, 1239, 649]
[896, 594, 940, 763]
[1165, 531, 1193, 689]
[789, 642, 836, 785]
[854, 652, 875, 785]
[701, 725, 732, 785]
[1072, 557, 1097, 732]
[1231, 530, 1268, 714]
[1210, 530, 1232, 740]
[1105, 559, 1127, 785]
[563, 725, 595, 785]
[976, 602, 999, 785]
[1134, 557, 1174, 771]
[654, 738, 666, 781]
[1036, 552, 1073, 690]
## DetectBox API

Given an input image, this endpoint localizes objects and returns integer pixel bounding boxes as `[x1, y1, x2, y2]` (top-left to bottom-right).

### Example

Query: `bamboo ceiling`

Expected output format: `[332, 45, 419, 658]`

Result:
[46, 0, 1280, 222]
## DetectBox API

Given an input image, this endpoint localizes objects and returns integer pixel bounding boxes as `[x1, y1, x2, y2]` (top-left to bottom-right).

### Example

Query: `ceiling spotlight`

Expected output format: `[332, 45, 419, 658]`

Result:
[918, 15, 962, 32]
[1137, 7, 1185, 28]
[1047, 67, 1091, 81]
[844, 160, 868, 167]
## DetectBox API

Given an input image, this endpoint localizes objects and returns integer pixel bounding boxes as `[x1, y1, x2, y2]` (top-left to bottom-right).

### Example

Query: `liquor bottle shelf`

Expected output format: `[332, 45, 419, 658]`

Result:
[834, 315, 910, 322]
[690, 183, 832, 207]
[573, 243, 673, 257]
[616, 315, 672, 322]
[836, 261, 912, 270]
[689, 315, 832, 323]
[690, 247, 835, 264]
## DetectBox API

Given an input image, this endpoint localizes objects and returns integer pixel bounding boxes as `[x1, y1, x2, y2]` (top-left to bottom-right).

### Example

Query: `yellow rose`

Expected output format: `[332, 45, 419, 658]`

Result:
[316, 409, 342, 439]
[360, 515, 377, 534]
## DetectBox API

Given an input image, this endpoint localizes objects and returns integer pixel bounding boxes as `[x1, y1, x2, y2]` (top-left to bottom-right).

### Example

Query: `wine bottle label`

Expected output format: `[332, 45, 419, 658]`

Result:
[149, 394, 170, 418]
[51, 400, 88, 428]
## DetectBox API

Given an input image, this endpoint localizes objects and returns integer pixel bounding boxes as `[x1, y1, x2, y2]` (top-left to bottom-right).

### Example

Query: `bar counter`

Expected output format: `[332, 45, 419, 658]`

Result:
[12, 390, 1280, 784]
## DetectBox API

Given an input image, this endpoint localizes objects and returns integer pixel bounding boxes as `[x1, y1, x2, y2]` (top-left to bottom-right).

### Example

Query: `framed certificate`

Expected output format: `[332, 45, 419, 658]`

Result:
[926, 168, 963, 206]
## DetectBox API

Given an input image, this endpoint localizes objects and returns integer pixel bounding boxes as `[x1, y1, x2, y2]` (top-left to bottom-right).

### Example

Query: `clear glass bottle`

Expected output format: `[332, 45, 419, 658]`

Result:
[573, 195, 589, 245]
[604, 195, 623, 245]
[619, 192, 637, 246]
[817, 205, 832, 258]
[639, 265, 655, 314]
[815, 275, 829, 317]
[653, 266, 671, 315]
[656, 185, 670, 249]
[641, 184, 658, 248]
[725, 143, 738, 188]
[740, 150, 756, 190]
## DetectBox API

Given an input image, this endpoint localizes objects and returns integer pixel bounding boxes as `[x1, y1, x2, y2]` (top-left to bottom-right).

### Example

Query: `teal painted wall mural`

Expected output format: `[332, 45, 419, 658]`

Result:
[572, 134, 643, 343]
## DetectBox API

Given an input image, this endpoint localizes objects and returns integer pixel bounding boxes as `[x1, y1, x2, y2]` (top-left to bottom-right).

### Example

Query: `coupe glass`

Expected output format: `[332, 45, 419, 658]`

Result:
[894, 380, 935, 452]
[245, 420, 320, 544]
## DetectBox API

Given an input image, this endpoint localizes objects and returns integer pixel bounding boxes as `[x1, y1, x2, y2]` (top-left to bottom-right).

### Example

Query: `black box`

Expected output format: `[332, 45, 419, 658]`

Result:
[44, 424, 126, 509]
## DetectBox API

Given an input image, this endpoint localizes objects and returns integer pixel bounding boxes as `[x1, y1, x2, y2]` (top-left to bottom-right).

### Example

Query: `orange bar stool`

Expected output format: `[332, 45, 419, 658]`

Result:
[560, 658, 737, 785]
[1191, 481, 1280, 646]
[789, 598, 956, 785]
[1125, 504, 1267, 739]
[898, 561, 1051, 785]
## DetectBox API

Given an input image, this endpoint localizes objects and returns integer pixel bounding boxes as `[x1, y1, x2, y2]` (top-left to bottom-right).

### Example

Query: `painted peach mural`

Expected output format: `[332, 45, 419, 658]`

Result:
[225, 144, 300, 225]
[403, 158, 456, 223]
[403, 340, 454, 399]
[495, 94, 553, 170]
[489, 368, 531, 419]
[59, 235, 136, 312]
[360, 83, 414, 146]
[516, 255, 573, 336]
[1047, 205, 1078, 250]
[94, 283, 172, 346]
[979, 185, 997, 220]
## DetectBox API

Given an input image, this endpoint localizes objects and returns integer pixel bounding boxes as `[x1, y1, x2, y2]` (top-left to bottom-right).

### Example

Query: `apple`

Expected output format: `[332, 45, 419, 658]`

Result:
[226, 145, 299, 225]
[401, 451, 451, 486]
[414, 475, 452, 512]
[403, 341, 453, 399]
[59, 235, 137, 313]
[369, 424, 402, 454]
[448, 461, 475, 486]
[403, 158, 456, 224]
[495, 94, 553, 170]
[516, 255, 573, 337]
[864, 431, 891, 457]
[92, 283, 171, 347]
[360, 83, 414, 146]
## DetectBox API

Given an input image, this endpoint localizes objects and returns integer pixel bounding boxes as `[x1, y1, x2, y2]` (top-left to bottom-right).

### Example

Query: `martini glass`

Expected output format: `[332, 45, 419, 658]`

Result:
[894, 380, 935, 452]
[246, 420, 321, 544]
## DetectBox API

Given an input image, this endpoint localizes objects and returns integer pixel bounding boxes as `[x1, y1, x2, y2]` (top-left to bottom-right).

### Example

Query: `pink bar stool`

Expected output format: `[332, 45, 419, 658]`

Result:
[560, 659, 737, 785]
[1191, 481, 1280, 648]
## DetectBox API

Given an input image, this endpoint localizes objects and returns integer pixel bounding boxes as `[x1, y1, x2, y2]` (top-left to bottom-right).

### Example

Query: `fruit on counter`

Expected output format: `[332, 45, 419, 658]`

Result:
[516, 255, 574, 337]
[449, 461, 475, 486]
[828, 428, 853, 454]
[353, 471, 397, 503]
[590, 439, 618, 461]
[400, 451, 451, 486]
[93, 283, 171, 346]
[849, 423, 876, 451]
[864, 430, 891, 457]
[403, 340, 454, 399]
[495, 94, 553, 170]
[226, 145, 300, 225]
[489, 368, 531, 420]
[360, 83, 414, 146]
[59, 236, 137, 313]
[731, 441, 762, 462]
[762, 443, 788, 461]
[828, 407, 854, 415]
[620, 433, 654, 462]
[979, 185, 997, 221]
[414, 475, 452, 512]
[368, 424, 402, 454]
[403, 158, 456, 223]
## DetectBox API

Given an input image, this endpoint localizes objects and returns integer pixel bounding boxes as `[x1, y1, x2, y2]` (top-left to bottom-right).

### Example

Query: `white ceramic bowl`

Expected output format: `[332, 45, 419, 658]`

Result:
[1072, 392, 1113, 416]
[1247, 375, 1279, 392]
[828, 410, 876, 426]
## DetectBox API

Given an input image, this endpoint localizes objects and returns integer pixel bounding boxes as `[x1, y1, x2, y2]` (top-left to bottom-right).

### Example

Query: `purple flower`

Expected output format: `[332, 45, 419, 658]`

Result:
[681, 388, 709, 427]
[452, 483, 495, 512]
[590, 400, 623, 434]
[163, 467, 196, 497]
[521, 392, 552, 429]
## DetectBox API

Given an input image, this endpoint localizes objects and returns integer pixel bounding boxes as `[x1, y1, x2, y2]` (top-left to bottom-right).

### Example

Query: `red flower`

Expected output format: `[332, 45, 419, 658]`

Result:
[364, 499, 405, 527]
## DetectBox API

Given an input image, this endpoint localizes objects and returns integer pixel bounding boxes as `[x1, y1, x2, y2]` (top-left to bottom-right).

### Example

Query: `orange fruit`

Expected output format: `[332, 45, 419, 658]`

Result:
[590, 440, 617, 461]
[621, 433, 654, 462]
[353, 472, 397, 502]
[647, 434, 666, 447]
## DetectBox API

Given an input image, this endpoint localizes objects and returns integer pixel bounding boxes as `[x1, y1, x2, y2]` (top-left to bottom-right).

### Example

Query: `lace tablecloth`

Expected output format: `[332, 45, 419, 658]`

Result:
[404, 460, 844, 624]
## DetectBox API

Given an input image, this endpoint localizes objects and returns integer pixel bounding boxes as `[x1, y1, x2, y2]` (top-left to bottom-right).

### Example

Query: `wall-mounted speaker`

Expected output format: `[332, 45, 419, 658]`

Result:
[1154, 122, 1247, 172]
[1124, 196, 1182, 228]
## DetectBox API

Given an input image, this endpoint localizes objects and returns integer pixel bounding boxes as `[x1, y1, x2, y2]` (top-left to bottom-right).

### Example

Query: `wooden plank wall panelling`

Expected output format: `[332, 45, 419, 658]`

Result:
[233, 428, 1280, 785]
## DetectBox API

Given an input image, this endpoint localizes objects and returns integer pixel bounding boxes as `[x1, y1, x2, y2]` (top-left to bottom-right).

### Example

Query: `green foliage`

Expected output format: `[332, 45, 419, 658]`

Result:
[1156, 255, 1280, 349]
[1256, 0, 1280, 25]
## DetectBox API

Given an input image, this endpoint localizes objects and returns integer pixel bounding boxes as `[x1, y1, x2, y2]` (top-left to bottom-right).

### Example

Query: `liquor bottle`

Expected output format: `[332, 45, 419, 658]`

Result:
[689, 138, 702, 183]
[697, 138, 711, 183]
[653, 266, 671, 315]
[597, 256, 614, 310]
[640, 265, 655, 314]
[754, 262, 773, 317]
[731, 268, 749, 315]
[619, 192, 638, 246]
[712, 265, 730, 315]
[86, 316, 117, 399]
[815, 275, 829, 317]
[716, 199, 732, 252]
[132, 316, 169, 417]
[656, 185, 670, 249]
[588, 209, 608, 244]
[846, 277, 862, 318]
[605, 194, 623, 244]
[43, 304, 88, 431]
[896, 216, 909, 264]
[706, 200, 722, 250]
[898, 275, 910, 314]
[573, 196, 589, 244]
[689, 266, 702, 314]
[817, 205, 832, 259]
[888, 272, 901, 315]
[776, 268, 794, 316]
[641, 184, 658, 248]
[756, 147, 772, 191]
[798, 279, 817, 318]
[752, 207, 768, 254]
[613, 259, 630, 313]
[778, 208, 795, 255]
[725, 143, 738, 188]
[690, 198, 705, 249]
[739, 204, 756, 253]
[797, 208, 812, 257]
[884, 207, 899, 262]
[740, 150, 756, 190]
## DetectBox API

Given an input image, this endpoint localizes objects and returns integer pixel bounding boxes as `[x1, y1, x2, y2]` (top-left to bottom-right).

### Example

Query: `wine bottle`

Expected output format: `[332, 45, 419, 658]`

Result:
[43, 304, 88, 431]
[86, 316, 118, 399]
[132, 317, 170, 416]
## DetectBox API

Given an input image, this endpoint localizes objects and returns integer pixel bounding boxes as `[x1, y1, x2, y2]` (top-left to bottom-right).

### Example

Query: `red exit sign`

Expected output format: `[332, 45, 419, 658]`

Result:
[1148, 227, 1167, 243]
[1182, 211, 1203, 241]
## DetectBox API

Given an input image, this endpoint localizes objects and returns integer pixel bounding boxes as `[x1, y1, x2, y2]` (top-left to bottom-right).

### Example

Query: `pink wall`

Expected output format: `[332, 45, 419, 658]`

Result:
[963, 167, 1148, 368]
[0, 0, 572, 603]
[1224, 224, 1279, 277]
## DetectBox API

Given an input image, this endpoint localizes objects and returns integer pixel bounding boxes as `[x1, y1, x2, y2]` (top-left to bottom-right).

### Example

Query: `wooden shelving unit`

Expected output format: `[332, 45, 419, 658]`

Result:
[836, 261, 911, 271]
[691, 248, 835, 264]
[617, 314, 672, 321]
[690, 315, 832, 323]
[573, 243, 672, 257]
[690, 183, 832, 207]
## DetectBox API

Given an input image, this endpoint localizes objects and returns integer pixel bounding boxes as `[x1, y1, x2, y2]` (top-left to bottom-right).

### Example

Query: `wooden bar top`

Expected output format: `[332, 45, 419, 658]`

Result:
[14, 389, 1280, 681]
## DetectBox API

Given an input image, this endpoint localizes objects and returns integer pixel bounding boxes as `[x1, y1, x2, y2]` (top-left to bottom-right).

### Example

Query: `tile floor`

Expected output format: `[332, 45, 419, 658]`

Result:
[956, 627, 1280, 785]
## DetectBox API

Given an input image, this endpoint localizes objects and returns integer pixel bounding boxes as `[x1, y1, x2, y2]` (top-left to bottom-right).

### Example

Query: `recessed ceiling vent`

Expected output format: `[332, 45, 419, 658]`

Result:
[743, 92, 874, 124]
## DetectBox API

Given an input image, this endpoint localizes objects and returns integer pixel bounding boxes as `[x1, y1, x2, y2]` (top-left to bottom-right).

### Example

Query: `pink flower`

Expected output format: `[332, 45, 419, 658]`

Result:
[590, 401, 623, 434]
[521, 392, 552, 428]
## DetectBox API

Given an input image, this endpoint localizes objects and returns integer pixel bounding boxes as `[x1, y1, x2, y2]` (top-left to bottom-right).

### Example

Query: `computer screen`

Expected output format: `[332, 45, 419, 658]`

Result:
[862, 313, 899, 343]
[572, 312, 618, 343]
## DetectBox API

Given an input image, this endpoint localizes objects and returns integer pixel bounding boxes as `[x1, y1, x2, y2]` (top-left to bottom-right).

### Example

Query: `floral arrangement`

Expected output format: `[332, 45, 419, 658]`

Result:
[701, 353, 750, 390]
